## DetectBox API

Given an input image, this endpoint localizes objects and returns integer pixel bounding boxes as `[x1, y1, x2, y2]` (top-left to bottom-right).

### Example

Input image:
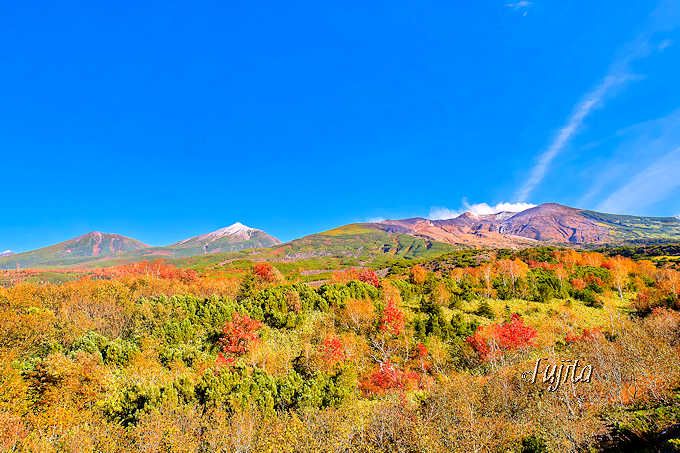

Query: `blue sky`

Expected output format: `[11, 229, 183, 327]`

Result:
[2, 1, 680, 251]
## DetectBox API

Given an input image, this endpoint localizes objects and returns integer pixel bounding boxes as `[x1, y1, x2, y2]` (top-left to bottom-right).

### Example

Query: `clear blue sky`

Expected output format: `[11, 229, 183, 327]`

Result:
[2, 1, 680, 251]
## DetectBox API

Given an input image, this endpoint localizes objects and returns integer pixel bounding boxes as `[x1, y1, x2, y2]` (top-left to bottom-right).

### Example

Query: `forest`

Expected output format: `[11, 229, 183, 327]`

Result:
[1, 248, 679, 452]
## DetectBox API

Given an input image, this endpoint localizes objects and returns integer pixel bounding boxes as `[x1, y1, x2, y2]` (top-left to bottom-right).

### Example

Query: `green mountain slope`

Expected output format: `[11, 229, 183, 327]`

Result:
[165, 223, 458, 273]
[0, 232, 148, 269]
[582, 210, 680, 243]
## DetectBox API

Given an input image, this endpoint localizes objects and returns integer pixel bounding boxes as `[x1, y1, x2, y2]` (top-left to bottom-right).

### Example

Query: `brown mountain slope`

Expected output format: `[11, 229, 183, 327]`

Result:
[494, 203, 609, 243]
[374, 203, 680, 247]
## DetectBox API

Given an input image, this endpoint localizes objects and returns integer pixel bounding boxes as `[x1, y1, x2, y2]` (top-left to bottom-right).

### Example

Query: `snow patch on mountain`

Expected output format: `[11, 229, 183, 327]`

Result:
[176, 222, 258, 245]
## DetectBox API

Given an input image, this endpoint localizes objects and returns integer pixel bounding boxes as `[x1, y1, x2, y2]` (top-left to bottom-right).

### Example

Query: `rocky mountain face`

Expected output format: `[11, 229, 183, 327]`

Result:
[374, 203, 680, 247]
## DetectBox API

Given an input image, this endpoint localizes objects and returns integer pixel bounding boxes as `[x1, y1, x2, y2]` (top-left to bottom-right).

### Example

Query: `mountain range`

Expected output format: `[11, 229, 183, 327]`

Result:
[0, 223, 280, 269]
[374, 203, 680, 246]
[1, 203, 680, 269]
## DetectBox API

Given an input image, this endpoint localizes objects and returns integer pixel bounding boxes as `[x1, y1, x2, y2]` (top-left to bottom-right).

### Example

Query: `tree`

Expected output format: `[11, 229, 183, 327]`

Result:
[466, 314, 537, 361]
[606, 256, 632, 301]
[359, 360, 418, 395]
[218, 313, 263, 364]
[253, 263, 279, 283]
[496, 258, 529, 297]
[319, 336, 345, 366]
[475, 300, 495, 319]
[379, 298, 405, 336]
[410, 265, 428, 285]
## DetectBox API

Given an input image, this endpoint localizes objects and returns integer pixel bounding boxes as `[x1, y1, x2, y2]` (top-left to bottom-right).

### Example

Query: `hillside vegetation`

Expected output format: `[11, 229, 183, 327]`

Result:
[1, 248, 679, 451]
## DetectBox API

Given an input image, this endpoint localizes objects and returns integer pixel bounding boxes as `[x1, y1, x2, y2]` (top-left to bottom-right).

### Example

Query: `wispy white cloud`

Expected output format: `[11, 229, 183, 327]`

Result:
[429, 201, 536, 220]
[506, 0, 531, 7]
[658, 38, 673, 50]
[516, 75, 625, 202]
[506, 1, 531, 16]
[596, 147, 680, 214]
[579, 108, 680, 212]
[507, 1, 531, 13]
[516, 1, 679, 202]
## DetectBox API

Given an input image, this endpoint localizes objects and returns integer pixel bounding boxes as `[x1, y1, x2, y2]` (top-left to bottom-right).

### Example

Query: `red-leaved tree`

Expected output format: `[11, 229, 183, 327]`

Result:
[360, 360, 419, 395]
[253, 262, 278, 283]
[466, 313, 536, 361]
[217, 313, 263, 365]
[379, 299, 405, 336]
[319, 335, 345, 365]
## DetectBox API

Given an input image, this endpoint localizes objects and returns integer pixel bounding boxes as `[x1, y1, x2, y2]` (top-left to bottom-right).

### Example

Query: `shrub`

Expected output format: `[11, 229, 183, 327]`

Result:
[475, 300, 495, 319]
[466, 314, 537, 361]
[217, 313, 263, 365]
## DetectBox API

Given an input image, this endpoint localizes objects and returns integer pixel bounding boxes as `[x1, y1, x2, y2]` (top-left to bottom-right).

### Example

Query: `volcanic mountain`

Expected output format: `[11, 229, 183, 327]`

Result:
[161, 222, 281, 257]
[0, 223, 282, 268]
[372, 203, 680, 246]
[0, 232, 149, 268]
[2, 205, 679, 269]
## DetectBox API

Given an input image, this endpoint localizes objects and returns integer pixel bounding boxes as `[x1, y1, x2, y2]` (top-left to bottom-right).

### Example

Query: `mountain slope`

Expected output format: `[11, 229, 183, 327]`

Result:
[2, 205, 679, 270]
[272, 223, 456, 261]
[373, 203, 680, 246]
[0, 232, 149, 268]
[162, 222, 281, 257]
[0, 223, 282, 269]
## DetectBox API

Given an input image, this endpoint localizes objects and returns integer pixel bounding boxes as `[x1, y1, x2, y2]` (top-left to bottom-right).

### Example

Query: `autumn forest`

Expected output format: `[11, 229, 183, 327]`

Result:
[1, 246, 679, 452]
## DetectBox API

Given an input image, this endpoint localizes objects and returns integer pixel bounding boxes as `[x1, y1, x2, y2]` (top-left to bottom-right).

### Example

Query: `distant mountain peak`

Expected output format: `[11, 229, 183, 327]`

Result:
[0, 231, 148, 269]
[169, 222, 281, 255]
[80, 231, 121, 239]
[175, 222, 262, 246]
[369, 203, 680, 247]
[0, 250, 14, 257]
[214, 222, 254, 236]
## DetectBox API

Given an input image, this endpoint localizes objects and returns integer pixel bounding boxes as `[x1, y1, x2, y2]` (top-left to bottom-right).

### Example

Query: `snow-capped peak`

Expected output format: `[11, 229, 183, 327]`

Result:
[216, 222, 254, 236]
[0, 250, 14, 257]
[176, 222, 258, 245]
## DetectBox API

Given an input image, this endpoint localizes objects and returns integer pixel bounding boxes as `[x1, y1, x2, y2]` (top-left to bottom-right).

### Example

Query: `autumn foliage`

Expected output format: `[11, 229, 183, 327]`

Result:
[94, 259, 198, 282]
[466, 314, 537, 361]
[1, 246, 680, 451]
[379, 299, 405, 336]
[217, 313, 263, 364]
[360, 360, 419, 395]
[319, 335, 345, 365]
[331, 268, 380, 288]
[252, 262, 278, 283]
[565, 327, 602, 344]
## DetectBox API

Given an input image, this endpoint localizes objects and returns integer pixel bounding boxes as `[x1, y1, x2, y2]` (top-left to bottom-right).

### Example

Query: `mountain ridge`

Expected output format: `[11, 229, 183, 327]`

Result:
[0, 223, 281, 269]
[1, 204, 680, 269]
[372, 203, 680, 246]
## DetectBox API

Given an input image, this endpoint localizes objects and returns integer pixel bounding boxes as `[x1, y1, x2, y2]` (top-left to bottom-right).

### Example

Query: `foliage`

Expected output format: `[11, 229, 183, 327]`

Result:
[1, 247, 679, 451]
[466, 314, 537, 361]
